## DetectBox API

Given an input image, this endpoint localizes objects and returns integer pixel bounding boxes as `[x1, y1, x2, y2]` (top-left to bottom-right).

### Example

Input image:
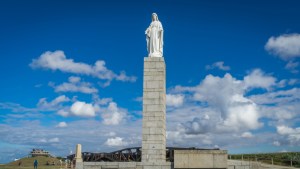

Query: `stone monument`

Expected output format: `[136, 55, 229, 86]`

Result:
[74, 13, 227, 169]
[142, 12, 166, 163]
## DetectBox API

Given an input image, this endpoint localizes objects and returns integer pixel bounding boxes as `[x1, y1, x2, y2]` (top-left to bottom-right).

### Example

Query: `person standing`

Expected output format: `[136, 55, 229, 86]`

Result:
[33, 159, 38, 169]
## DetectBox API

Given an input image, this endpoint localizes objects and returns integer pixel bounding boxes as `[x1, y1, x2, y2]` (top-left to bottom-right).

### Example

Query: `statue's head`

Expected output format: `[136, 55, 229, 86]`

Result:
[152, 13, 158, 21]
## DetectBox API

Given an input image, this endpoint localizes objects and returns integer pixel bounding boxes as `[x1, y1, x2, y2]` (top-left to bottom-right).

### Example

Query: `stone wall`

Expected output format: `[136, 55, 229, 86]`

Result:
[142, 57, 166, 163]
[78, 161, 171, 169]
[174, 150, 228, 169]
[227, 160, 260, 169]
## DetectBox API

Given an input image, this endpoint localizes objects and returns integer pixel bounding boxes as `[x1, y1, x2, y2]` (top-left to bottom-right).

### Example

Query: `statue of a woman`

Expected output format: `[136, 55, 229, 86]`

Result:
[145, 13, 164, 57]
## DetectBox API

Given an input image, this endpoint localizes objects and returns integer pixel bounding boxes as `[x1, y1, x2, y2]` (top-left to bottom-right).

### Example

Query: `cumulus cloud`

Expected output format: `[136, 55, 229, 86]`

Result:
[52, 76, 98, 94]
[241, 132, 254, 138]
[205, 61, 230, 71]
[183, 116, 214, 134]
[56, 101, 97, 117]
[30, 50, 136, 83]
[105, 137, 128, 146]
[56, 122, 67, 128]
[277, 125, 300, 145]
[166, 94, 184, 107]
[249, 87, 300, 122]
[265, 34, 300, 60]
[243, 69, 277, 90]
[277, 125, 296, 135]
[69, 101, 96, 117]
[168, 69, 300, 146]
[265, 34, 300, 73]
[102, 102, 126, 125]
[192, 73, 262, 130]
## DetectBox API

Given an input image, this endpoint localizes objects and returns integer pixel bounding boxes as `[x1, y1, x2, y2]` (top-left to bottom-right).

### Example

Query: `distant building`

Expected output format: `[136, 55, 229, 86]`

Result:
[30, 149, 50, 157]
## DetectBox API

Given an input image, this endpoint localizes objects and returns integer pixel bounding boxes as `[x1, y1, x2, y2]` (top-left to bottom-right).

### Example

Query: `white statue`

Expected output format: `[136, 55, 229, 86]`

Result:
[145, 13, 164, 57]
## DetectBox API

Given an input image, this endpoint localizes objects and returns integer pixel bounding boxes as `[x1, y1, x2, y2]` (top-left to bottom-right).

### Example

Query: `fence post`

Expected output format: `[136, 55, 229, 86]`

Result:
[291, 158, 293, 167]
[271, 157, 273, 165]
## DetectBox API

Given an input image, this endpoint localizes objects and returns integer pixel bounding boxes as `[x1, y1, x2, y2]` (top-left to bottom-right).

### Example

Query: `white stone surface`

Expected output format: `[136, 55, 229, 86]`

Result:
[81, 162, 171, 169]
[174, 150, 228, 169]
[142, 57, 166, 163]
[75, 144, 82, 162]
[145, 13, 163, 57]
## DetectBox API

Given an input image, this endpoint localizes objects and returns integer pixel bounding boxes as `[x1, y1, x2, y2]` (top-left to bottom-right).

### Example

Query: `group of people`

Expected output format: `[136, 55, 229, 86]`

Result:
[32, 159, 71, 168]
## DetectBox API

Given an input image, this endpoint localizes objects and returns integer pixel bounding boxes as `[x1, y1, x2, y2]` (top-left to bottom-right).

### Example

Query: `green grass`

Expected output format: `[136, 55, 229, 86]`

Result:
[0, 156, 67, 169]
[0, 166, 62, 169]
[229, 152, 300, 168]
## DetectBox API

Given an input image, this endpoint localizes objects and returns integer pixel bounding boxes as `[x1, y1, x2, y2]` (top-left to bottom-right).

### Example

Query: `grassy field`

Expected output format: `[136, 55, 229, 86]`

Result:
[0, 156, 68, 169]
[229, 152, 300, 168]
[0, 166, 63, 169]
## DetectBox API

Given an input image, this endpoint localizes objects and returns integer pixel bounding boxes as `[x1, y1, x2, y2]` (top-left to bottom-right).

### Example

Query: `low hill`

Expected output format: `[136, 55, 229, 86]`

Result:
[7, 156, 61, 167]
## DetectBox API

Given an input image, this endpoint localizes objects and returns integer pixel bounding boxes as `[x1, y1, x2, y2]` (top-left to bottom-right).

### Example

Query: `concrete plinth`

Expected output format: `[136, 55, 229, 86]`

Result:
[82, 161, 171, 169]
[174, 150, 228, 169]
[142, 57, 166, 163]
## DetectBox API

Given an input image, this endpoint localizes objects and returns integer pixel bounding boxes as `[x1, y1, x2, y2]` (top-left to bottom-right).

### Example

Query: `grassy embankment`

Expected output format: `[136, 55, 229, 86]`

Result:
[0, 156, 65, 169]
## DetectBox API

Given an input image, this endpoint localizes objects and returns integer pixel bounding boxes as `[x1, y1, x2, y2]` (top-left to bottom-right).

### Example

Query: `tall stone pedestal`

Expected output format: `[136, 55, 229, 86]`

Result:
[75, 144, 83, 169]
[142, 57, 166, 163]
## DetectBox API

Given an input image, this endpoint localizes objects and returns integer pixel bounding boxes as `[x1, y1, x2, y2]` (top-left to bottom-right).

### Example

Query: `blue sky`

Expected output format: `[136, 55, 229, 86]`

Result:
[1, 0, 300, 163]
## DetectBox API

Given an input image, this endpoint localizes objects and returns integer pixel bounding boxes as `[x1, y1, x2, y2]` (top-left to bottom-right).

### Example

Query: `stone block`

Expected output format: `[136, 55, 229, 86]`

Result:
[118, 162, 137, 168]
[75, 162, 83, 169]
[174, 150, 227, 168]
[142, 57, 166, 163]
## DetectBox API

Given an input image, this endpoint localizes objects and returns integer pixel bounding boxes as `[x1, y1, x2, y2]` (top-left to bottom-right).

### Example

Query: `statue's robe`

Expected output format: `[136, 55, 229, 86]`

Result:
[146, 20, 163, 57]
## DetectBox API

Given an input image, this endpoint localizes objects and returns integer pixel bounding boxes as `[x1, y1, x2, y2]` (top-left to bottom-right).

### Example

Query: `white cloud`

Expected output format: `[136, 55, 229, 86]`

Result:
[56, 122, 67, 128]
[102, 102, 126, 125]
[192, 73, 262, 131]
[277, 125, 300, 145]
[105, 137, 127, 146]
[243, 69, 276, 90]
[183, 116, 214, 134]
[37, 137, 60, 143]
[37, 95, 70, 111]
[53, 76, 98, 94]
[69, 76, 81, 83]
[273, 141, 281, 146]
[105, 132, 116, 137]
[249, 88, 300, 121]
[166, 94, 184, 107]
[277, 125, 296, 135]
[250, 88, 300, 105]
[265, 34, 300, 60]
[285, 61, 299, 74]
[241, 132, 254, 138]
[30, 50, 136, 83]
[70, 101, 96, 117]
[205, 61, 230, 71]
[57, 109, 69, 117]
[48, 137, 60, 143]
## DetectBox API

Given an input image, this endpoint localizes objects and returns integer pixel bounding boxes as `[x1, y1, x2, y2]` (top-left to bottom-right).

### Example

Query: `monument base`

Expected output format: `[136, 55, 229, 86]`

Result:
[76, 161, 171, 169]
[174, 150, 228, 169]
